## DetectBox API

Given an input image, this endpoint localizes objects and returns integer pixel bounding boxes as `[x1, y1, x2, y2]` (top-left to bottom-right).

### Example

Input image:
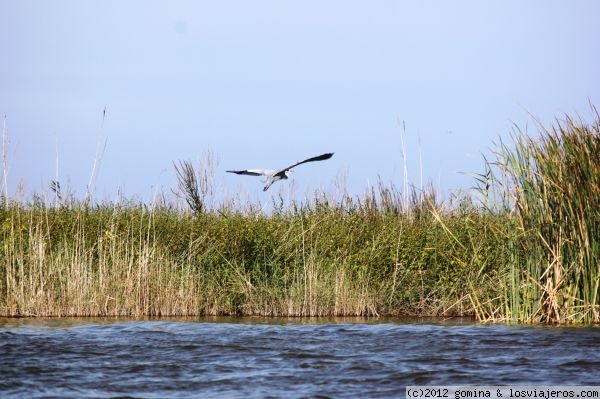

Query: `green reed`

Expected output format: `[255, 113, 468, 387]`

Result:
[475, 110, 599, 323]
[1, 109, 597, 322]
[0, 185, 511, 318]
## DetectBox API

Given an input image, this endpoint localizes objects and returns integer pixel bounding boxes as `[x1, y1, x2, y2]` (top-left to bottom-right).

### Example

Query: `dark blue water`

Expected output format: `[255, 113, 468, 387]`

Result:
[1, 318, 599, 398]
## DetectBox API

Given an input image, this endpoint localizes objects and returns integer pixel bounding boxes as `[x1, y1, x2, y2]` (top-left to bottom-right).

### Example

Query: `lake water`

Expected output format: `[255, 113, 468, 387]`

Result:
[1, 317, 599, 398]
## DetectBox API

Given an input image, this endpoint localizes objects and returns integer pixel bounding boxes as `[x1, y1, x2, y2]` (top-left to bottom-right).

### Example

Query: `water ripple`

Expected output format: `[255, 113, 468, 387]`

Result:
[1, 318, 599, 398]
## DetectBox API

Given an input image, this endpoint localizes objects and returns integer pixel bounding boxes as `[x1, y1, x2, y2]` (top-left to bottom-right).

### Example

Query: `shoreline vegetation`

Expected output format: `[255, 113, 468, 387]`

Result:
[1, 110, 598, 323]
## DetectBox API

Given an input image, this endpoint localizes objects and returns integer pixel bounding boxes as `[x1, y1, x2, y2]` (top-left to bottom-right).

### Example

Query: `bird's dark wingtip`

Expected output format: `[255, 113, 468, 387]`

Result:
[317, 152, 334, 160]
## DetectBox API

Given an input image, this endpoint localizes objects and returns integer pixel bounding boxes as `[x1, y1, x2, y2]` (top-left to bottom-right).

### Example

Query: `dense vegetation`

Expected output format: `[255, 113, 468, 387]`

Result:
[1, 111, 598, 323]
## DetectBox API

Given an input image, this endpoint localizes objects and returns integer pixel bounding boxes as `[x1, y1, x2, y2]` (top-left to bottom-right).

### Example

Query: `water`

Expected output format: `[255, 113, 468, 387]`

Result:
[1, 317, 599, 398]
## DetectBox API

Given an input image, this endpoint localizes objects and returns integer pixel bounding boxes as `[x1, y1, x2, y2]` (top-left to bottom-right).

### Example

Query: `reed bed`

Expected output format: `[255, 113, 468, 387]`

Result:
[484, 111, 599, 323]
[0, 110, 597, 323]
[0, 189, 510, 318]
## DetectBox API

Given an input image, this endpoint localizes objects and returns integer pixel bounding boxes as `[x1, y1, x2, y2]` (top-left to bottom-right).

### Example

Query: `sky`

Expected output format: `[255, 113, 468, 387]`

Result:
[1, 1, 599, 205]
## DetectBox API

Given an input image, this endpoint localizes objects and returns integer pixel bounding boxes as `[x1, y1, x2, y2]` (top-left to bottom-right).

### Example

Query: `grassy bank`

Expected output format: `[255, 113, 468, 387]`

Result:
[0, 191, 511, 317]
[1, 111, 598, 322]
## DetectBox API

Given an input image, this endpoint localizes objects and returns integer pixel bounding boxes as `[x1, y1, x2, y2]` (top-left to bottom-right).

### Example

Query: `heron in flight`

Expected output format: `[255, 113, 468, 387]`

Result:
[227, 152, 334, 191]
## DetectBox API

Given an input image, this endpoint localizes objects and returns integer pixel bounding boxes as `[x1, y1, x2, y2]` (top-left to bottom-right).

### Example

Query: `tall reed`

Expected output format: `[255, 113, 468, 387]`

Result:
[479, 110, 599, 323]
[1, 109, 597, 322]
[0, 184, 509, 317]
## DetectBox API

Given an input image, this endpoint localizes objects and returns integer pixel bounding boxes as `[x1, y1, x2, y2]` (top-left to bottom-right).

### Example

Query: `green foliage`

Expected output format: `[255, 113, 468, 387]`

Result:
[1, 108, 596, 323]
[476, 108, 600, 323]
[0, 184, 511, 318]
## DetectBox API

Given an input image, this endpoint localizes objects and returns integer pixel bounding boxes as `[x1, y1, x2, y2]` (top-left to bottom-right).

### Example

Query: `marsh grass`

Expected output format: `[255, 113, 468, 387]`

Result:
[470, 110, 599, 323]
[0, 184, 510, 317]
[1, 110, 597, 322]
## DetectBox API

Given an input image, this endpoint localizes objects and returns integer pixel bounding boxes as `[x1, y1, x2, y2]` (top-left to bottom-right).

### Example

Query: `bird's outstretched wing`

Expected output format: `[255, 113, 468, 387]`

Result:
[278, 152, 334, 174]
[226, 168, 274, 177]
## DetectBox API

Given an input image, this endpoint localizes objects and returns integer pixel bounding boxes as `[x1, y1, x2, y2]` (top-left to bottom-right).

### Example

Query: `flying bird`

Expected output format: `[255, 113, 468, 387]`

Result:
[227, 152, 334, 191]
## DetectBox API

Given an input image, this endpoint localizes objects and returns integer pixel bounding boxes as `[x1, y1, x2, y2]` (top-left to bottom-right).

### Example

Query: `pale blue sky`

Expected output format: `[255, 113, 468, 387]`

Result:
[2, 1, 599, 203]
